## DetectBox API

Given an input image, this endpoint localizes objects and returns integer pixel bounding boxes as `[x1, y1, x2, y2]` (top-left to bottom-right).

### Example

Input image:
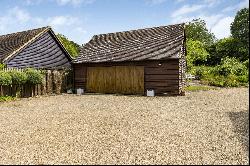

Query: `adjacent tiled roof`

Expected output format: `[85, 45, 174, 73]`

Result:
[0, 27, 49, 62]
[74, 23, 185, 63]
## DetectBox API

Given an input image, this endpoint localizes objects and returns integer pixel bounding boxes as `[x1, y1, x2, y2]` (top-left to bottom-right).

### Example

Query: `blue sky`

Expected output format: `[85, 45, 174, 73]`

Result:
[0, 0, 248, 44]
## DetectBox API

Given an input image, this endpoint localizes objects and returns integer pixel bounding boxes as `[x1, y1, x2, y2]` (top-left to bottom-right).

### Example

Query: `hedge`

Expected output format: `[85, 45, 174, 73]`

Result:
[0, 68, 44, 86]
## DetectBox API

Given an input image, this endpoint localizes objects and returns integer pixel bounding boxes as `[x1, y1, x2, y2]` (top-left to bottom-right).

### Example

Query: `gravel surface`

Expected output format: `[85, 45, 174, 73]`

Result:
[0, 88, 249, 165]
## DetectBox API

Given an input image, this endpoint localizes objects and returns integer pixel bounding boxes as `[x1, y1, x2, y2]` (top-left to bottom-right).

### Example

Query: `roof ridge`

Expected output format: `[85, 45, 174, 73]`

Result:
[0, 26, 50, 38]
[92, 23, 185, 38]
[3, 27, 51, 62]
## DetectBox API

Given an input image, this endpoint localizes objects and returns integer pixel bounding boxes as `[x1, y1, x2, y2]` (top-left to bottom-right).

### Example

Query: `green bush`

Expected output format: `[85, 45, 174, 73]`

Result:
[0, 63, 5, 70]
[224, 74, 240, 87]
[243, 59, 249, 68]
[0, 71, 12, 86]
[201, 74, 225, 87]
[189, 66, 215, 79]
[237, 74, 249, 83]
[0, 96, 15, 102]
[186, 39, 209, 69]
[9, 70, 27, 85]
[24, 68, 44, 84]
[201, 73, 248, 87]
[214, 57, 247, 76]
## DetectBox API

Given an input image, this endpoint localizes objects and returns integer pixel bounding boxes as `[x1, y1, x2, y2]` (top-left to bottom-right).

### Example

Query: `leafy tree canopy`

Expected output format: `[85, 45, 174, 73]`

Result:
[215, 37, 248, 61]
[186, 39, 209, 68]
[56, 34, 80, 58]
[230, 8, 249, 48]
[185, 18, 216, 46]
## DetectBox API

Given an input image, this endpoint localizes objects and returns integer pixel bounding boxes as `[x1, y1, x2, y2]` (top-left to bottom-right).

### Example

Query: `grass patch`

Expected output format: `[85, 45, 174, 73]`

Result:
[0, 96, 16, 102]
[185, 85, 217, 91]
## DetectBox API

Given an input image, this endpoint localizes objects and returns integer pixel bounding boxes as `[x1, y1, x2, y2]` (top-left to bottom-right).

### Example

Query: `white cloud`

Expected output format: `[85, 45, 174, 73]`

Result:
[24, 0, 43, 5]
[23, 0, 95, 6]
[223, 0, 249, 12]
[237, 0, 249, 9]
[8, 7, 30, 23]
[172, 14, 233, 39]
[0, 7, 87, 44]
[0, 7, 31, 32]
[203, 0, 221, 7]
[171, 4, 205, 17]
[211, 17, 234, 39]
[56, 0, 95, 6]
[46, 16, 80, 26]
[176, 0, 185, 3]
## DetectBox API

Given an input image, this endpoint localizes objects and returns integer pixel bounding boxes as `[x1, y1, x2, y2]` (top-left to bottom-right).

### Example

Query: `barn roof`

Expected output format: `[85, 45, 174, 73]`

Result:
[74, 23, 185, 63]
[0, 26, 72, 63]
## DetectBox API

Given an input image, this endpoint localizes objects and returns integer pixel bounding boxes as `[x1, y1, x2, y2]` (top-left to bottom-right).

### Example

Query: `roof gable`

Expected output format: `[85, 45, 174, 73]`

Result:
[6, 31, 71, 69]
[0, 27, 50, 62]
[74, 23, 185, 63]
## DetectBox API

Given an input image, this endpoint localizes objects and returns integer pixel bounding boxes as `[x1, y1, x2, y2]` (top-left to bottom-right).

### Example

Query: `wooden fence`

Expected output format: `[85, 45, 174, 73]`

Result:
[0, 69, 72, 98]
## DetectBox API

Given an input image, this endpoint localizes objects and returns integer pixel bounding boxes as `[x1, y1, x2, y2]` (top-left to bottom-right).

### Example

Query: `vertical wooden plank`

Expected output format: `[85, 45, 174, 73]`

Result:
[46, 70, 53, 94]
[0, 86, 2, 96]
[86, 66, 144, 95]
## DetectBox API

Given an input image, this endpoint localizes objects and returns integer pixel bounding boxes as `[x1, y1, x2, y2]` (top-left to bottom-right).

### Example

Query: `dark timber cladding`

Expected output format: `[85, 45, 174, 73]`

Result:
[73, 23, 186, 95]
[0, 27, 72, 69]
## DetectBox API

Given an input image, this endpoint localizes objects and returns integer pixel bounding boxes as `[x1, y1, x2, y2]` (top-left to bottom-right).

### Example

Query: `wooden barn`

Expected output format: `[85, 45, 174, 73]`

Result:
[73, 23, 186, 96]
[0, 26, 72, 69]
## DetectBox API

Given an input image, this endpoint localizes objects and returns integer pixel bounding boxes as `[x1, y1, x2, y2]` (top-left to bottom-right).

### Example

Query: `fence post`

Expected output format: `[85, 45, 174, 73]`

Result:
[46, 70, 53, 94]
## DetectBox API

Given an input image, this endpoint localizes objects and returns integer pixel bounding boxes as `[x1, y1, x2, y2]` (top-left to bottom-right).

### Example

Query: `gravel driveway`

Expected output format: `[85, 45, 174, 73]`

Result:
[0, 88, 249, 165]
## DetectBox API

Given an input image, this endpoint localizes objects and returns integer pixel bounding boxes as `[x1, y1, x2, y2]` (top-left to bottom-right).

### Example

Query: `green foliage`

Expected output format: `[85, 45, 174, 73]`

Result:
[186, 39, 209, 70]
[9, 70, 27, 85]
[189, 65, 215, 79]
[185, 18, 216, 46]
[0, 71, 12, 86]
[214, 57, 248, 76]
[186, 8, 249, 88]
[243, 59, 249, 68]
[57, 34, 80, 58]
[0, 63, 6, 70]
[184, 85, 217, 91]
[24, 68, 44, 85]
[215, 37, 247, 62]
[230, 8, 249, 52]
[189, 58, 248, 87]
[0, 96, 15, 102]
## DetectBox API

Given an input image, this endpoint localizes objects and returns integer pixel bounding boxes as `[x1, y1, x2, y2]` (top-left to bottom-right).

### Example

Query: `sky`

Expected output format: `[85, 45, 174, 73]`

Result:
[0, 0, 249, 45]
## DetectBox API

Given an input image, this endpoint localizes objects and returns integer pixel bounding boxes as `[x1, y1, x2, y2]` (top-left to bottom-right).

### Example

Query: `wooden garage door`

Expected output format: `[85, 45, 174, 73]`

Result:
[86, 66, 144, 94]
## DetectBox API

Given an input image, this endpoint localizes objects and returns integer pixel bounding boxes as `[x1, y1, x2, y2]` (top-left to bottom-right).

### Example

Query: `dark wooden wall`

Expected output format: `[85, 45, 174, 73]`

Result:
[6, 31, 71, 69]
[73, 59, 181, 95]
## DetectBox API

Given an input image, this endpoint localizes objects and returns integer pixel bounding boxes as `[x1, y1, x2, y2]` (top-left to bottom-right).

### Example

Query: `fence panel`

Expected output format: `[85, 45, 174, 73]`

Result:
[0, 69, 72, 98]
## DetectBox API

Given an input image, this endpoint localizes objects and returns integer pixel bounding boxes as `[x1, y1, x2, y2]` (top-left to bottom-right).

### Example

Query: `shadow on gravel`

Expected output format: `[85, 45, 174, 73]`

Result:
[228, 110, 249, 154]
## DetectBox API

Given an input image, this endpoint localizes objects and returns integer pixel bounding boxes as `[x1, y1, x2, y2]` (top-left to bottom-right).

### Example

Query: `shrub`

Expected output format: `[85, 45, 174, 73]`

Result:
[24, 68, 44, 84]
[0, 71, 12, 86]
[9, 70, 27, 85]
[243, 59, 249, 68]
[186, 39, 209, 68]
[0, 96, 15, 102]
[224, 74, 240, 87]
[215, 57, 248, 76]
[201, 74, 225, 87]
[189, 65, 215, 79]
[0, 63, 5, 70]
[237, 74, 249, 83]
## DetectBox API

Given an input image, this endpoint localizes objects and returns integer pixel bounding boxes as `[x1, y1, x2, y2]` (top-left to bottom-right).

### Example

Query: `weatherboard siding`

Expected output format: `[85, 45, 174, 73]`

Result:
[73, 59, 181, 95]
[6, 31, 71, 69]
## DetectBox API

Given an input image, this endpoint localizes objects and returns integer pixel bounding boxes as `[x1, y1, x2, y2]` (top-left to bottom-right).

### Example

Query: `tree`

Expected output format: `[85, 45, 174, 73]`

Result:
[185, 18, 216, 46]
[214, 37, 247, 62]
[56, 34, 80, 58]
[186, 39, 209, 70]
[230, 8, 249, 51]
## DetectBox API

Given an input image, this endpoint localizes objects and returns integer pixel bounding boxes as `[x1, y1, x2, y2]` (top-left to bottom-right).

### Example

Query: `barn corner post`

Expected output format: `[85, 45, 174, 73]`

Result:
[180, 23, 187, 96]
